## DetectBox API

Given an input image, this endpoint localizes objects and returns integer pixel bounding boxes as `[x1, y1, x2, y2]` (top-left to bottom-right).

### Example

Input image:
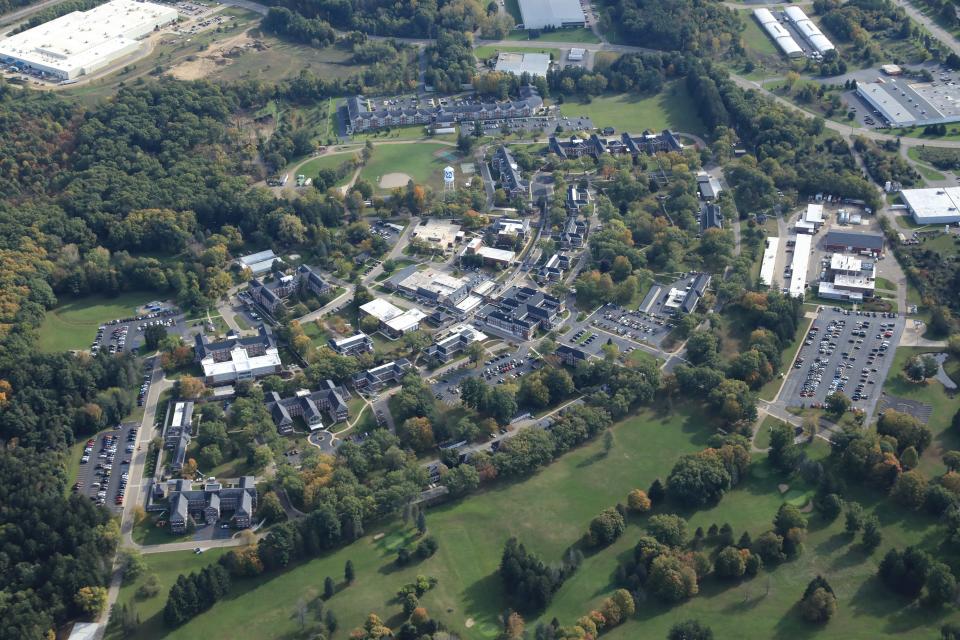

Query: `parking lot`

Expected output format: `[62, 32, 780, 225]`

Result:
[430, 345, 540, 404]
[90, 306, 183, 358]
[590, 303, 672, 348]
[74, 423, 140, 513]
[779, 307, 905, 418]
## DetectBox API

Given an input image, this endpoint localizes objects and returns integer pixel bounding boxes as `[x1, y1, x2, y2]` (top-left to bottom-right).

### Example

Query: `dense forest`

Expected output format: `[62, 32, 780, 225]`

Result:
[601, 0, 743, 55]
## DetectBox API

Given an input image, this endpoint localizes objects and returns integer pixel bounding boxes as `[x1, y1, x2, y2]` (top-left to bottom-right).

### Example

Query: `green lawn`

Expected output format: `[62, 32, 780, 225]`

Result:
[875, 277, 896, 291]
[37, 291, 156, 352]
[118, 392, 960, 639]
[302, 320, 331, 350]
[502, 28, 600, 43]
[558, 82, 706, 136]
[754, 414, 780, 450]
[739, 12, 778, 57]
[359, 142, 462, 193]
[294, 152, 357, 183]
[881, 346, 960, 478]
[474, 45, 562, 61]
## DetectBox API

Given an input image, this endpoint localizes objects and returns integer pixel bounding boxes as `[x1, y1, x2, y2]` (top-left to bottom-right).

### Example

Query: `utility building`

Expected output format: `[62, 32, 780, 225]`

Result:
[517, 0, 586, 29]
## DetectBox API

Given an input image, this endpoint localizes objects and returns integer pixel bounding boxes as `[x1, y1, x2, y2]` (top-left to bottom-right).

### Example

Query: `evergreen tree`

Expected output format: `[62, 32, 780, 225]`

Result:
[417, 511, 427, 535]
[344, 559, 355, 584]
[324, 576, 335, 600]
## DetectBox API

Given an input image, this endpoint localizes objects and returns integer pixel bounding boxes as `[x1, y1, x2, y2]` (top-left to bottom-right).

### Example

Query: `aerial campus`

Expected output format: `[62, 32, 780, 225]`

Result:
[6, 0, 960, 638]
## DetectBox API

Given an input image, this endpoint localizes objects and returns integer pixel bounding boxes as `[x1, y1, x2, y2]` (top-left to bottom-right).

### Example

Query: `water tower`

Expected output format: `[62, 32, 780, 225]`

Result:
[443, 166, 455, 198]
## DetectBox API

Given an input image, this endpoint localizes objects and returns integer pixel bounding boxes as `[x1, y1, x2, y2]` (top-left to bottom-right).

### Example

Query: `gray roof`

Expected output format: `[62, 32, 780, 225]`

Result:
[824, 230, 885, 250]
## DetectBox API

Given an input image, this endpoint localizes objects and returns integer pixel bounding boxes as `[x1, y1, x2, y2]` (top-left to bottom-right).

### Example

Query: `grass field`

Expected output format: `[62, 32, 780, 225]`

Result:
[118, 389, 960, 639]
[212, 39, 364, 84]
[474, 45, 562, 61]
[295, 152, 357, 183]
[557, 82, 706, 136]
[739, 12, 778, 57]
[37, 291, 155, 352]
[502, 28, 600, 43]
[359, 142, 463, 193]
[882, 346, 960, 478]
[875, 277, 896, 291]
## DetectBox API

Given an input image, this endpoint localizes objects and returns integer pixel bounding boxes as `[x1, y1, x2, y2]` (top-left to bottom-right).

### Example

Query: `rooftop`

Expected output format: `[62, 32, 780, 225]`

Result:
[360, 299, 403, 322]
[900, 186, 960, 222]
[518, 0, 585, 28]
[494, 51, 551, 77]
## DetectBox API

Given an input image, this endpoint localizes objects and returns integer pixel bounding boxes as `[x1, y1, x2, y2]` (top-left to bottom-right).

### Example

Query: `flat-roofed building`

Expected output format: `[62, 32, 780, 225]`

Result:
[236, 249, 278, 275]
[0, 0, 177, 80]
[494, 51, 551, 77]
[900, 187, 960, 225]
[818, 253, 876, 302]
[384, 308, 427, 338]
[329, 332, 374, 356]
[352, 359, 412, 391]
[395, 268, 469, 305]
[697, 173, 723, 200]
[788, 233, 813, 298]
[195, 325, 281, 384]
[759, 237, 780, 287]
[483, 286, 564, 339]
[823, 230, 885, 256]
[426, 324, 488, 362]
[359, 299, 403, 323]
[461, 238, 516, 267]
[517, 0, 585, 29]
[411, 219, 464, 252]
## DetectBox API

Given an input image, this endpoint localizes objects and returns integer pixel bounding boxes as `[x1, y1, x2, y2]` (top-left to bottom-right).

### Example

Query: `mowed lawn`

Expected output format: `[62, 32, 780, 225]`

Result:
[116, 404, 709, 640]
[559, 82, 706, 136]
[37, 291, 154, 352]
[117, 386, 960, 639]
[295, 152, 357, 183]
[359, 143, 461, 193]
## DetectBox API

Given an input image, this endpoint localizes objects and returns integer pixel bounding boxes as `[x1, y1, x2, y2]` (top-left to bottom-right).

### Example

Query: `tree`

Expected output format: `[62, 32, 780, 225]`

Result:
[773, 503, 807, 536]
[144, 324, 168, 350]
[769, 421, 803, 472]
[905, 354, 940, 382]
[75, 586, 108, 618]
[714, 546, 747, 579]
[825, 391, 851, 417]
[668, 619, 714, 640]
[862, 516, 882, 551]
[442, 464, 480, 497]
[649, 555, 699, 602]
[417, 511, 427, 535]
[647, 514, 688, 547]
[667, 449, 733, 506]
[178, 375, 206, 400]
[603, 429, 614, 454]
[944, 451, 960, 472]
[819, 493, 844, 522]
[589, 508, 626, 547]
[799, 579, 837, 623]
[344, 559, 355, 584]
[753, 531, 785, 563]
[323, 576, 335, 599]
[845, 502, 865, 533]
[930, 305, 954, 337]
[925, 562, 958, 607]
[649, 478, 666, 504]
[257, 492, 285, 524]
[893, 470, 928, 510]
[627, 489, 652, 513]
[878, 410, 933, 454]
[325, 609, 338, 632]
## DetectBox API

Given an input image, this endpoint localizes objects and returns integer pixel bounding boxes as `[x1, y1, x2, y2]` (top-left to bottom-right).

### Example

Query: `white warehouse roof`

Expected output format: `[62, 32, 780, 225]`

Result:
[360, 299, 403, 322]
[789, 233, 812, 298]
[759, 236, 780, 287]
[783, 5, 834, 53]
[753, 8, 803, 58]
[518, 0, 586, 29]
[494, 52, 551, 77]
[900, 187, 960, 224]
[0, 0, 178, 80]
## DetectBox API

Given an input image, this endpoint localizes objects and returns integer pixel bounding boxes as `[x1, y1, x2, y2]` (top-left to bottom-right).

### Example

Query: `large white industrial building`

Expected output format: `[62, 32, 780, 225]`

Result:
[900, 187, 960, 225]
[783, 6, 834, 54]
[759, 236, 780, 287]
[753, 8, 802, 59]
[788, 233, 813, 298]
[518, 0, 586, 30]
[0, 0, 177, 80]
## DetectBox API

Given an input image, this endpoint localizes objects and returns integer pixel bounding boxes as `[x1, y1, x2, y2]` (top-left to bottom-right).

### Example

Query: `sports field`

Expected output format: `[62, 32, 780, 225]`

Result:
[37, 291, 154, 353]
[359, 142, 462, 193]
[295, 152, 357, 184]
[559, 82, 706, 136]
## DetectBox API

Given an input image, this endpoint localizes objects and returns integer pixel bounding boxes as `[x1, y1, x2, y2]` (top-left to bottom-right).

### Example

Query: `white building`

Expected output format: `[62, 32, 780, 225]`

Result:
[753, 8, 803, 58]
[818, 253, 876, 302]
[759, 236, 780, 287]
[384, 308, 427, 337]
[783, 6, 834, 54]
[788, 233, 812, 298]
[236, 249, 278, 275]
[494, 52, 551, 77]
[0, 0, 178, 80]
[518, 0, 586, 29]
[200, 344, 281, 385]
[359, 299, 403, 323]
[900, 187, 960, 225]
[567, 48, 586, 62]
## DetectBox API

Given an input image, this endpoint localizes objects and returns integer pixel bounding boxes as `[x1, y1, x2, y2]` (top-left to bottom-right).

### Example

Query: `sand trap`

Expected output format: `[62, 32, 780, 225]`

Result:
[778, 483, 789, 494]
[379, 172, 413, 189]
[465, 618, 475, 628]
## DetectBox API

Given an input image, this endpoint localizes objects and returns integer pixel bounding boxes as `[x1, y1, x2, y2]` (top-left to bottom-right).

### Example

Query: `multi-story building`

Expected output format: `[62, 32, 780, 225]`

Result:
[163, 401, 194, 474]
[328, 332, 374, 356]
[556, 344, 589, 367]
[345, 86, 543, 134]
[483, 286, 564, 340]
[352, 359, 412, 391]
[194, 325, 282, 385]
[166, 476, 257, 533]
[265, 380, 349, 434]
[491, 146, 529, 199]
[425, 324, 488, 363]
[549, 130, 682, 159]
[557, 216, 587, 248]
[817, 253, 877, 302]
[537, 253, 570, 282]
[248, 265, 332, 314]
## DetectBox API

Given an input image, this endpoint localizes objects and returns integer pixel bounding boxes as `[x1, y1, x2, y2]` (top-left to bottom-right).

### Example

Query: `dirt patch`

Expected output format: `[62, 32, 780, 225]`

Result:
[166, 31, 268, 81]
[465, 618, 475, 628]
[778, 483, 789, 494]
[379, 172, 413, 189]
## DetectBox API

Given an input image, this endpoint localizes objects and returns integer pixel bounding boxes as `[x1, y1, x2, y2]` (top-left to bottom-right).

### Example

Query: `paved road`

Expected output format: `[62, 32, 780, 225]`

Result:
[0, 0, 68, 28]
[891, 0, 960, 57]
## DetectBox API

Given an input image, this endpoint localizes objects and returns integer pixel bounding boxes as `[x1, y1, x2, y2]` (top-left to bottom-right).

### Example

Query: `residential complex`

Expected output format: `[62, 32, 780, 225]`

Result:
[491, 146, 529, 199]
[548, 130, 683, 160]
[329, 332, 374, 356]
[352, 359, 412, 391]
[344, 86, 543, 133]
[248, 265, 331, 314]
[265, 381, 349, 434]
[163, 401, 194, 474]
[483, 286, 564, 340]
[165, 476, 257, 533]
